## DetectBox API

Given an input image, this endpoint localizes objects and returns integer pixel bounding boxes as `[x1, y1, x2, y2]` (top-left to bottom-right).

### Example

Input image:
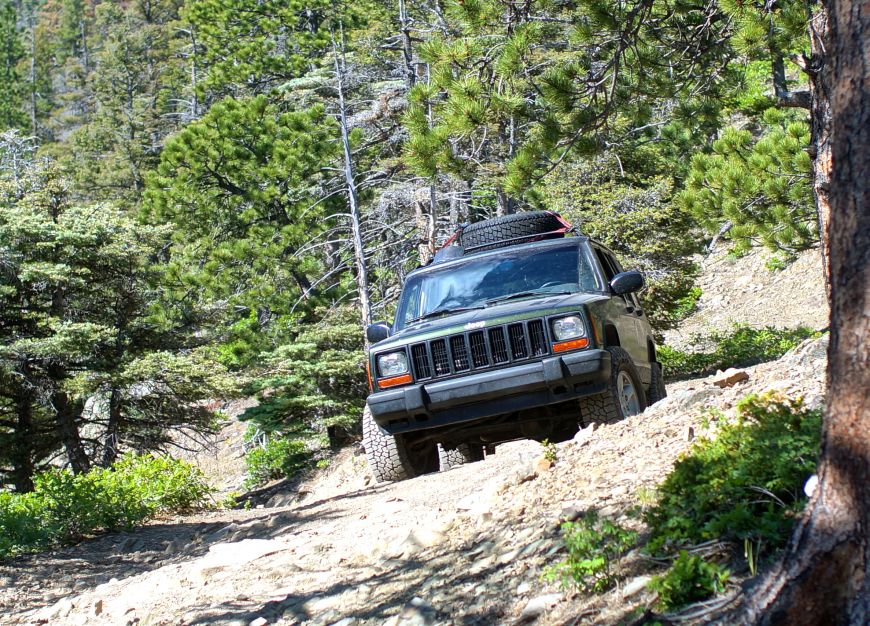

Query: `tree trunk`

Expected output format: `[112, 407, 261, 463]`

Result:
[100, 388, 122, 467]
[398, 0, 415, 89]
[496, 189, 515, 216]
[334, 41, 372, 331]
[808, 7, 833, 298]
[49, 369, 90, 474]
[11, 383, 35, 493]
[719, 0, 870, 622]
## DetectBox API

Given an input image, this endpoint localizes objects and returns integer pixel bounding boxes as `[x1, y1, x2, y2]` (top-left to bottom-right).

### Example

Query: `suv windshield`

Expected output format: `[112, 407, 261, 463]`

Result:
[395, 242, 600, 330]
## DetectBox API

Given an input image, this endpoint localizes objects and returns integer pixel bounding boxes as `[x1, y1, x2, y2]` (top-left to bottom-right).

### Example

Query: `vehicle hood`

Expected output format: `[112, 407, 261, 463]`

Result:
[371, 292, 605, 352]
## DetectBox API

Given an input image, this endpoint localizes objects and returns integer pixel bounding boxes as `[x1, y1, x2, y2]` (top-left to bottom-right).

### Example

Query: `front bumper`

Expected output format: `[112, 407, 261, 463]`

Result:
[367, 349, 611, 435]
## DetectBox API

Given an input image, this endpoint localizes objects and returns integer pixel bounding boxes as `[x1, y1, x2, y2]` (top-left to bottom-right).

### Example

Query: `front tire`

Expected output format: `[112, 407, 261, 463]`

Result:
[363, 405, 438, 483]
[578, 347, 647, 424]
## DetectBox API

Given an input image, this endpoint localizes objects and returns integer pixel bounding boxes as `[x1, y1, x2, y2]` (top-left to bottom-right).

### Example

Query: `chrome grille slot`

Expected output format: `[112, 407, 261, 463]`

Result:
[469, 331, 489, 367]
[508, 323, 528, 359]
[489, 327, 509, 363]
[411, 343, 431, 379]
[528, 320, 547, 356]
[450, 335, 470, 371]
[431, 339, 451, 375]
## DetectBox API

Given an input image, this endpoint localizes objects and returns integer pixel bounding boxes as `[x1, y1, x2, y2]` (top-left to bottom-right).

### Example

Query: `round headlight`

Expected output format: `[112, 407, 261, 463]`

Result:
[552, 316, 586, 341]
[377, 351, 409, 377]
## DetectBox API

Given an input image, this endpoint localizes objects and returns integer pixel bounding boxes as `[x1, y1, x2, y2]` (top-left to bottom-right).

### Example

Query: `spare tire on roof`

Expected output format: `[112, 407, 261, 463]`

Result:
[458, 211, 568, 253]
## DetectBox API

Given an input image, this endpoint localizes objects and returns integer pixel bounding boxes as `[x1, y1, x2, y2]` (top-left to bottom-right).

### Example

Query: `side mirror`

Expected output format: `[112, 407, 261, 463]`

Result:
[610, 270, 644, 295]
[366, 321, 391, 344]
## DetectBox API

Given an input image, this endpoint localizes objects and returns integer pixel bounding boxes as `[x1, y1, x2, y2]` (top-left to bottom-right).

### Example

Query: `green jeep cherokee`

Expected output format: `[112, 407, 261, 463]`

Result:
[362, 212, 666, 482]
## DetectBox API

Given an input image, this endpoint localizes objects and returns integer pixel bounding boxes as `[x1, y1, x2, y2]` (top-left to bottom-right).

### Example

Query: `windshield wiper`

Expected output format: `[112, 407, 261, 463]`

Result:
[406, 305, 484, 325]
[486, 290, 573, 306]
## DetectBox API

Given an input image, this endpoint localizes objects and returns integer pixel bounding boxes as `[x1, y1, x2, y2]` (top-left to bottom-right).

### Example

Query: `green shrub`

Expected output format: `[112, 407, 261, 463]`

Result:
[659, 325, 820, 379]
[244, 435, 311, 488]
[544, 510, 637, 592]
[644, 392, 821, 557]
[649, 551, 730, 611]
[0, 454, 211, 558]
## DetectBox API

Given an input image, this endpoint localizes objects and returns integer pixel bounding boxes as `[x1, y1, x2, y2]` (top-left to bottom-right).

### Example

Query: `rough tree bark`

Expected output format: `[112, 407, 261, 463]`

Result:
[807, 7, 833, 297]
[717, 0, 870, 622]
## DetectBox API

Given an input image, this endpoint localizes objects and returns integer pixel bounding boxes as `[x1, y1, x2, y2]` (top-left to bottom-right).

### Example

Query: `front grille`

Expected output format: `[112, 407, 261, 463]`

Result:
[411, 344, 431, 379]
[469, 331, 488, 367]
[529, 319, 547, 356]
[431, 339, 450, 376]
[489, 327, 509, 364]
[450, 335, 470, 371]
[409, 318, 551, 381]
[508, 323, 527, 359]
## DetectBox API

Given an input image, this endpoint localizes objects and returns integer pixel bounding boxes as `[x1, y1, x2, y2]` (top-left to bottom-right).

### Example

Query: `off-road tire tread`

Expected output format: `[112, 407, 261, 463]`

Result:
[459, 211, 565, 252]
[647, 362, 667, 405]
[578, 347, 647, 424]
[438, 443, 485, 470]
[363, 405, 418, 483]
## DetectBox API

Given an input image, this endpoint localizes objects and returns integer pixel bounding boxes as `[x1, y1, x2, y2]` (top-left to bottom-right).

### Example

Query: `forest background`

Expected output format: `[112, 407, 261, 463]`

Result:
[0, 0, 820, 492]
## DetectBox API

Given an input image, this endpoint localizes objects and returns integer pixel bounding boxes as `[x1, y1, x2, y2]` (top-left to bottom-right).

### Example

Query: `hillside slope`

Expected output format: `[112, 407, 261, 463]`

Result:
[664, 246, 827, 350]
[0, 248, 829, 626]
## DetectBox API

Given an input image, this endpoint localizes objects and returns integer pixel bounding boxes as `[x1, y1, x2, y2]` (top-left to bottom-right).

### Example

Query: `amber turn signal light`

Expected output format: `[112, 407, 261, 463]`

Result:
[552, 337, 589, 353]
[378, 373, 413, 389]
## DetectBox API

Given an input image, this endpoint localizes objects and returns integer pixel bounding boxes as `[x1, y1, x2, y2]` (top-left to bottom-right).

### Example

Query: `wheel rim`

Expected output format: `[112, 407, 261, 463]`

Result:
[616, 371, 641, 416]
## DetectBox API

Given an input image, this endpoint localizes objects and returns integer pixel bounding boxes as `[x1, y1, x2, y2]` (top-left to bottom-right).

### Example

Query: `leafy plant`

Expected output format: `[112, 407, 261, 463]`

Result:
[644, 392, 821, 557]
[0, 454, 212, 557]
[544, 510, 637, 592]
[659, 325, 821, 379]
[541, 439, 558, 463]
[244, 435, 311, 488]
[649, 551, 730, 611]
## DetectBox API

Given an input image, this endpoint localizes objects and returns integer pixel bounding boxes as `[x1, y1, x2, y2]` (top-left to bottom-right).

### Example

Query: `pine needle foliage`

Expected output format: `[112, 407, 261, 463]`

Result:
[679, 109, 816, 255]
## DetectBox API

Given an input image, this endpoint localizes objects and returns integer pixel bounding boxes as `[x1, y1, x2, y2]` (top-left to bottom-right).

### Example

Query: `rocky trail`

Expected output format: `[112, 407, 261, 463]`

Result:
[0, 247, 829, 626]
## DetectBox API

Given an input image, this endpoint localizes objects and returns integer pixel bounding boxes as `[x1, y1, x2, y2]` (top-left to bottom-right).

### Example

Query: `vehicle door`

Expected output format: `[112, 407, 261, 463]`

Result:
[591, 247, 648, 367]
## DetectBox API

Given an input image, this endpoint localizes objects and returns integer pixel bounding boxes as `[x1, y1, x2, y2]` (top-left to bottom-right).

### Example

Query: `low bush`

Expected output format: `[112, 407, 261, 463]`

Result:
[659, 325, 821, 379]
[244, 435, 311, 488]
[649, 551, 730, 612]
[0, 454, 211, 558]
[644, 392, 821, 557]
[544, 510, 637, 592]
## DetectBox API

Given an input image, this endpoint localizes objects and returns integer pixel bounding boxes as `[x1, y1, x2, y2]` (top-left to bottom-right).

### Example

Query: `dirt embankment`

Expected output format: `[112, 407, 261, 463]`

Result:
[0, 247, 829, 626]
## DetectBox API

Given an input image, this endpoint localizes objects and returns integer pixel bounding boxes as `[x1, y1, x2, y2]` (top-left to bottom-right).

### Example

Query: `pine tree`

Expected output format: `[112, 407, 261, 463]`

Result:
[0, 0, 27, 131]
[0, 144, 235, 487]
[143, 95, 341, 355]
[403, 0, 729, 213]
[679, 109, 815, 255]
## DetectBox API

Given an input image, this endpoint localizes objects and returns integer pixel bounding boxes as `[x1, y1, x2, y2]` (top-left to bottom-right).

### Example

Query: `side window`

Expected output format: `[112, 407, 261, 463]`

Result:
[594, 248, 616, 282]
[607, 253, 625, 274]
